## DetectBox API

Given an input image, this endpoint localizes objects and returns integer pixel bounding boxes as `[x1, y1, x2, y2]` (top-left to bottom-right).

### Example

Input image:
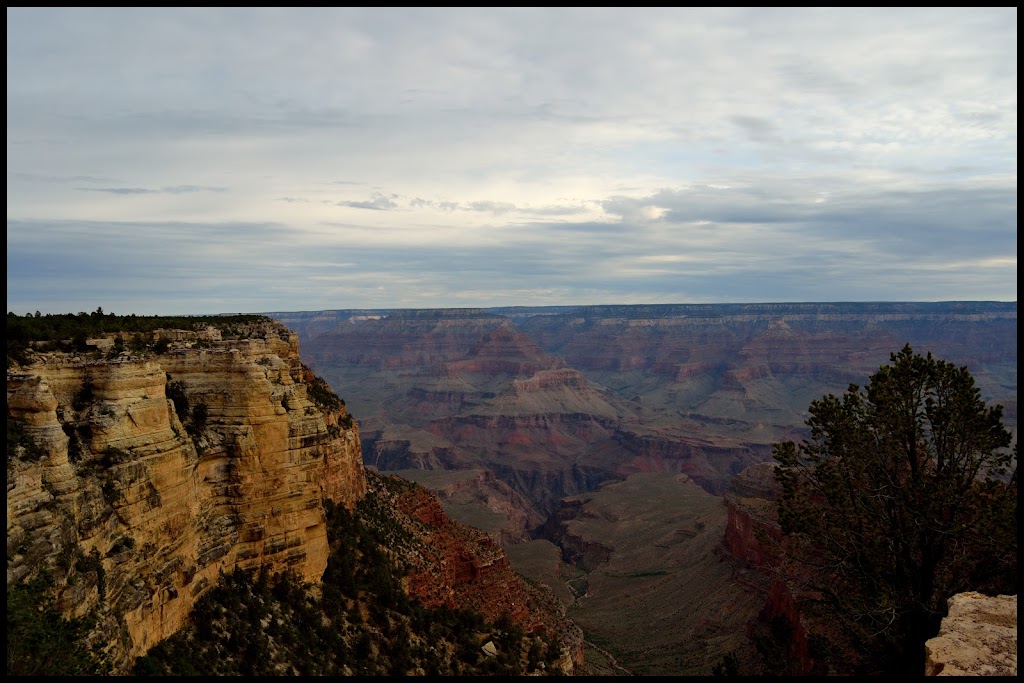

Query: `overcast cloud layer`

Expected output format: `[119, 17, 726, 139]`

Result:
[6, 7, 1017, 316]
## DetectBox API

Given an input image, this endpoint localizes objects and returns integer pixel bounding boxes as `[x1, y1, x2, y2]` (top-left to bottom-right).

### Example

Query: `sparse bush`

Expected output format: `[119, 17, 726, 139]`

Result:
[189, 402, 209, 437]
[107, 336, 126, 359]
[129, 333, 147, 354]
[72, 384, 94, 411]
[7, 417, 46, 464]
[165, 380, 189, 423]
[7, 573, 105, 675]
[133, 474, 552, 676]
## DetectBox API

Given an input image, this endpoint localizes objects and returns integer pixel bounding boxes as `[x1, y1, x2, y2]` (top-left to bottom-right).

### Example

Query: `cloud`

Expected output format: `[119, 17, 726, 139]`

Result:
[337, 194, 401, 211]
[77, 185, 227, 195]
[5, 7, 1016, 315]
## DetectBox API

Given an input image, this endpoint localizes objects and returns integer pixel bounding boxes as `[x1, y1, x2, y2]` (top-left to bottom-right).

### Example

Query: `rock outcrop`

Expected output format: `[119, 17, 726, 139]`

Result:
[722, 461, 784, 569]
[365, 473, 585, 675]
[6, 322, 365, 670]
[379, 467, 546, 545]
[925, 592, 1017, 676]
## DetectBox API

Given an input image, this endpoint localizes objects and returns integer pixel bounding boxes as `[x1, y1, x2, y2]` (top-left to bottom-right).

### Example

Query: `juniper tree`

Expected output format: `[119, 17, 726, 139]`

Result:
[773, 344, 1016, 675]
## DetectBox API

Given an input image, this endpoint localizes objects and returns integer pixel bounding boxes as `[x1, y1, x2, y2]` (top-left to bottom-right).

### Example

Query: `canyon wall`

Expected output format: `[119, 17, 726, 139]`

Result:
[6, 323, 365, 670]
[368, 473, 584, 674]
[269, 302, 1015, 527]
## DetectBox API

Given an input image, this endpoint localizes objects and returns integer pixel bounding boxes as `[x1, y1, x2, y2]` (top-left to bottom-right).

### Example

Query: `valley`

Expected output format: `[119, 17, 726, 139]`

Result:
[270, 302, 1016, 514]
[267, 301, 1017, 674]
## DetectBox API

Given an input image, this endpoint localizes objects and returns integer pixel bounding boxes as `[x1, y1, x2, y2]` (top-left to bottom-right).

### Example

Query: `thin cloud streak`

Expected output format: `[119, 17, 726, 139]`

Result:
[6, 7, 1017, 316]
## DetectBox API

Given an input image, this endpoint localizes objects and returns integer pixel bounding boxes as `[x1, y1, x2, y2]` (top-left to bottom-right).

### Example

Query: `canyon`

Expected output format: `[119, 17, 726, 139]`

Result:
[268, 301, 1016, 674]
[7, 319, 581, 675]
[7, 302, 1016, 675]
[270, 302, 1016, 523]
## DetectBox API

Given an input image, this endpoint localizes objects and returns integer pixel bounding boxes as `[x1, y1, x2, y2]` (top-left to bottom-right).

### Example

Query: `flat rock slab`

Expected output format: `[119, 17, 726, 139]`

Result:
[925, 592, 1017, 676]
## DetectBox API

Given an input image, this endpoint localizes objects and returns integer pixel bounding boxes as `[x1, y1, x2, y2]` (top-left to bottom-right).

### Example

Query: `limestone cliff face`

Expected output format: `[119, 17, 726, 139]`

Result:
[6, 324, 364, 670]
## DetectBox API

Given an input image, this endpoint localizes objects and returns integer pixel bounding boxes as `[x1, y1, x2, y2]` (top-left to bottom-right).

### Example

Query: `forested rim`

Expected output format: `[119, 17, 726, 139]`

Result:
[7, 308, 276, 367]
[8, 308, 272, 342]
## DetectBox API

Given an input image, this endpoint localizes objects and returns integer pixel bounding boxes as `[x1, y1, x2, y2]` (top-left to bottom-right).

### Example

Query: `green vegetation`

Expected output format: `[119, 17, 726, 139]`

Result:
[7, 416, 45, 465]
[6, 573, 106, 676]
[130, 473, 562, 676]
[302, 364, 355, 427]
[7, 308, 274, 367]
[773, 344, 1017, 675]
[303, 364, 345, 411]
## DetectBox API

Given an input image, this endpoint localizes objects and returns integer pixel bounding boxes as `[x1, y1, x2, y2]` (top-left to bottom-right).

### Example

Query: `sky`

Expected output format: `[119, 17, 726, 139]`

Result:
[6, 7, 1018, 316]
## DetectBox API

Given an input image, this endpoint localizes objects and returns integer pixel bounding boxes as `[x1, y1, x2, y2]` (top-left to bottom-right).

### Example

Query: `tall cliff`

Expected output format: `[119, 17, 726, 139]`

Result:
[6, 321, 365, 670]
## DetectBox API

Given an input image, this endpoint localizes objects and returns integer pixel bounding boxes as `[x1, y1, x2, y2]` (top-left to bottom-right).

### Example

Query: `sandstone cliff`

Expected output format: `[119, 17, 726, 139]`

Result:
[6, 322, 365, 671]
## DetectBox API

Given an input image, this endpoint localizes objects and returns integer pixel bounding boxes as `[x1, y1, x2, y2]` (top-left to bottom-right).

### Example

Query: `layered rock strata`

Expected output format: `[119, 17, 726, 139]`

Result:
[272, 302, 1015, 536]
[6, 325, 364, 669]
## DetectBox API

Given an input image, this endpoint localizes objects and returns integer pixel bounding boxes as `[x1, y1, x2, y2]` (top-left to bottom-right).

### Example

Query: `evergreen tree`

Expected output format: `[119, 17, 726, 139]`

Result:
[773, 344, 1016, 675]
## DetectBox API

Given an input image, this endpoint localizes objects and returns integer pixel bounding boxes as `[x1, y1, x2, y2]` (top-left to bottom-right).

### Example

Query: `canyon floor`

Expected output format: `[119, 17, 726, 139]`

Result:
[387, 467, 769, 675]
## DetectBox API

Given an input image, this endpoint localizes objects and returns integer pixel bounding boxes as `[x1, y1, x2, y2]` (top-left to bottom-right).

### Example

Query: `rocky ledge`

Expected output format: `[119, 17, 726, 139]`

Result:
[925, 592, 1017, 676]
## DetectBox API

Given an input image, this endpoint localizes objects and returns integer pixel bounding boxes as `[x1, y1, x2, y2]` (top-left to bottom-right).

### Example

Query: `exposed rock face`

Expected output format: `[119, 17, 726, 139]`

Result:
[6, 324, 365, 670]
[270, 302, 1016, 534]
[380, 468, 545, 545]
[512, 302, 1017, 442]
[399, 485, 543, 625]
[536, 497, 614, 571]
[294, 309, 647, 523]
[722, 461, 783, 568]
[612, 430, 769, 496]
[301, 309, 561, 376]
[366, 474, 585, 675]
[925, 592, 1017, 676]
